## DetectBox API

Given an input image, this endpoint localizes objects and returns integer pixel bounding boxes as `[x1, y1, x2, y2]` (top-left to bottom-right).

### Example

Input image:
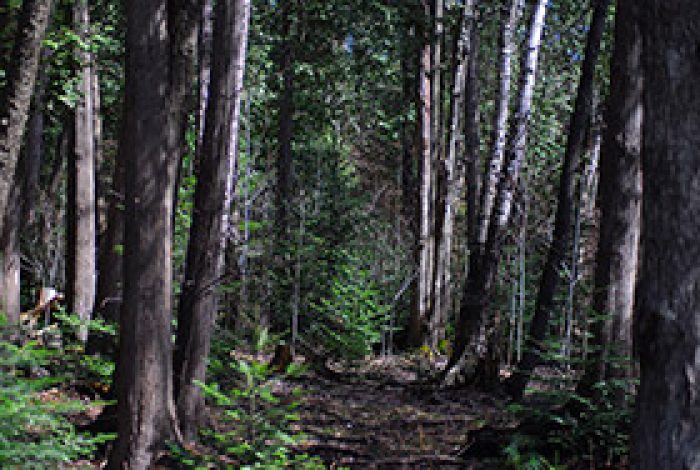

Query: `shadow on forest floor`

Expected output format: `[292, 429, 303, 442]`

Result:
[278, 356, 510, 469]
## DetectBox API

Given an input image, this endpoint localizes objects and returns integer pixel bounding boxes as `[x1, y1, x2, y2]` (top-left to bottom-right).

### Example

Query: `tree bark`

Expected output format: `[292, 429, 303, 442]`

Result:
[272, 1, 295, 331]
[464, 19, 481, 255]
[1, 173, 21, 325]
[67, 0, 97, 343]
[476, 0, 523, 253]
[443, 0, 548, 385]
[95, 132, 124, 326]
[631, 1, 700, 467]
[432, 0, 477, 349]
[0, 0, 52, 238]
[107, 0, 180, 466]
[408, 2, 433, 347]
[577, 0, 641, 400]
[506, 0, 610, 399]
[169, 0, 200, 235]
[174, 0, 251, 441]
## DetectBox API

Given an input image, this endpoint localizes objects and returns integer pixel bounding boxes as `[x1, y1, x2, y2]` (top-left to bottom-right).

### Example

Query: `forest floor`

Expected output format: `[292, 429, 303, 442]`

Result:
[278, 355, 511, 469]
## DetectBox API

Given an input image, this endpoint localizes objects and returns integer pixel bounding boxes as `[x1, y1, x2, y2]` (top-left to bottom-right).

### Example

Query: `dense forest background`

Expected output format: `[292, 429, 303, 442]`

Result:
[0, 0, 698, 468]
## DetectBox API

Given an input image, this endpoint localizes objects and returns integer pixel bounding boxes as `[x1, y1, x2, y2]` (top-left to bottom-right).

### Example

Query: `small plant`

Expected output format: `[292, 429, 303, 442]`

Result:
[306, 262, 387, 361]
[0, 316, 114, 468]
[502, 366, 634, 467]
[172, 355, 323, 469]
[503, 436, 565, 470]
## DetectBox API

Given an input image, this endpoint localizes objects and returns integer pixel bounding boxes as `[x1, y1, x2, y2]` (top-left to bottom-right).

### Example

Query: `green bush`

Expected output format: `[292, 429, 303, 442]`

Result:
[0, 317, 114, 468]
[172, 356, 324, 469]
[503, 370, 634, 467]
[306, 261, 387, 361]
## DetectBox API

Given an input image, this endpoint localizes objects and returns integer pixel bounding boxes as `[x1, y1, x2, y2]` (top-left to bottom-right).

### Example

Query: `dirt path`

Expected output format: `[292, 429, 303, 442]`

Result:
[283, 357, 506, 469]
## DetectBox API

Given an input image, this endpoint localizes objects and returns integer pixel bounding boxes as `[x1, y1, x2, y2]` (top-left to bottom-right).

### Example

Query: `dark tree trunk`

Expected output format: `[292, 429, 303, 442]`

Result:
[169, 0, 200, 235]
[23, 60, 47, 224]
[107, 0, 179, 466]
[577, 0, 641, 400]
[174, 0, 250, 441]
[0, 0, 52, 237]
[67, 0, 97, 343]
[632, 1, 700, 467]
[276, 3, 294, 242]
[272, 1, 295, 331]
[94, 144, 124, 326]
[506, 0, 609, 399]
[464, 18, 481, 254]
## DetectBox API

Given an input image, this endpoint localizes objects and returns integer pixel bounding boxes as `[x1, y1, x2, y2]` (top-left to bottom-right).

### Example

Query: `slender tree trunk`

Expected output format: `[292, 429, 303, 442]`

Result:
[432, 0, 477, 349]
[1, 175, 21, 325]
[506, 0, 610, 399]
[67, 0, 97, 342]
[196, 0, 213, 156]
[464, 19, 481, 256]
[169, 0, 200, 235]
[174, 0, 251, 441]
[0, 0, 52, 237]
[273, 1, 295, 331]
[95, 136, 124, 325]
[108, 0, 180, 465]
[632, 1, 700, 467]
[443, 0, 548, 385]
[577, 0, 641, 400]
[23, 61, 47, 225]
[408, 3, 433, 347]
[476, 0, 523, 252]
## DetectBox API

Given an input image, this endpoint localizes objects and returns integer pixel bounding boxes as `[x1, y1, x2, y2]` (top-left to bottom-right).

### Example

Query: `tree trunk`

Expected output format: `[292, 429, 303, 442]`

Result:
[632, 1, 700, 467]
[506, 0, 610, 399]
[443, 0, 548, 385]
[432, 0, 477, 349]
[1, 174, 21, 325]
[0, 0, 52, 238]
[408, 3, 433, 347]
[476, 0, 523, 252]
[169, 0, 200, 236]
[95, 130, 124, 326]
[67, 0, 97, 343]
[174, 0, 251, 441]
[107, 0, 180, 465]
[272, 1, 295, 331]
[196, 0, 213, 156]
[23, 60, 47, 225]
[577, 0, 641, 400]
[464, 18, 481, 255]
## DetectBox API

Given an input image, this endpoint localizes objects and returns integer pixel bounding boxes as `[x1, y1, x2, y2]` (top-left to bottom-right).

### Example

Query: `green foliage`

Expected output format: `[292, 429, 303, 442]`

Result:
[503, 436, 565, 470]
[171, 357, 323, 469]
[0, 318, 114, 468]
[306, 260, 388, 361]
[502, 365, 635, 467]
